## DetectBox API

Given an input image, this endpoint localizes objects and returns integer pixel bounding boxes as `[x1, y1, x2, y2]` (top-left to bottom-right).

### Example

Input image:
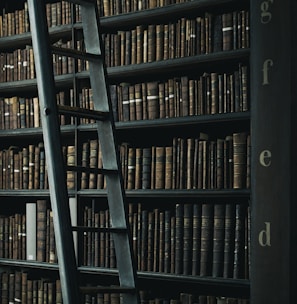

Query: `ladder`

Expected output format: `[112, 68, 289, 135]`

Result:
[26, 0, 139, 303]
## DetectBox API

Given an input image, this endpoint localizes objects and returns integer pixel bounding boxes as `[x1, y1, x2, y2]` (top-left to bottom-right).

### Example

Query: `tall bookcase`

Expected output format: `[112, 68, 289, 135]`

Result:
[1, 0, 288, 302]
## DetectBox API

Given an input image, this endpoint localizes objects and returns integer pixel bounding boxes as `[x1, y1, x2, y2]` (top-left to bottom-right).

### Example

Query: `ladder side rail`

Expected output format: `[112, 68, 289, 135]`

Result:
[80, 2, 139, 298]
[27, 1, 80, 304]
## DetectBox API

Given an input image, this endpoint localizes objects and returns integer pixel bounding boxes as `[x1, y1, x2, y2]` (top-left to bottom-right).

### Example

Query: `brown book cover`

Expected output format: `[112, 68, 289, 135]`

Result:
[135, 147, 142, 189]
[127, 146, 136, 190]
[222, 13, 233, 51]
[66, 145, 75, 190]
[147, 24, 156, 62]
[36, 199, 47, 262]
[156, 24, 164, 61]
[81, 141, 90, 189]
[28, 144, 35, 190]
[147, 81, 159, 120]
[186, 138, 194, 189]
[233, 132, 247, 189]
[155, 146, 165, 189]
[89, 140, 98, 189]
[134, 83, 143, 121]
[164, 146, 173, 189]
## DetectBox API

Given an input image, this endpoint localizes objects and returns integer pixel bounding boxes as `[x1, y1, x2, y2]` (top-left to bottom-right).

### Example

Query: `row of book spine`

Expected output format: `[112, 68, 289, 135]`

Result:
[0, 270, 249, 304]
[114, 65, 248, 121]
[0, 39, 87, 83]
[0, 131, 250, 190]
[1, 9, 249, 81]
[97, 0, 194, 17]
[0, 63, 248, 129]
[103, 11, 249, 68]
[1, 0, 245, 38]
[0, 92, 75, 130]
[119, 133, 250, 190]
[82, 201, 250, 279]
[0, 199, 249, 278]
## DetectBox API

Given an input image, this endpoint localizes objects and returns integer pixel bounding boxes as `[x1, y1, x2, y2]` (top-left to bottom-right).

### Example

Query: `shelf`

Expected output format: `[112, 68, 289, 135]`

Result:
[100, 0, 249, 30]
[0, 259, 250, 298]
[0, 49, 249, 96]
[0, 189, 250, 200]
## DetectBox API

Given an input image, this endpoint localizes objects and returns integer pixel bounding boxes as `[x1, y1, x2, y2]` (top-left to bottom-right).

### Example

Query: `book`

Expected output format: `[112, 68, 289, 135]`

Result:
[36, 199, 47, 262]
[212, 204, 225, 277]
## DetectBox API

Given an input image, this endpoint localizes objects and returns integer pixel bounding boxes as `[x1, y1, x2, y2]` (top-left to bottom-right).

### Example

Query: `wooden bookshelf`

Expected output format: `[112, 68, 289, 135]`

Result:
[0, 0, 252, 303]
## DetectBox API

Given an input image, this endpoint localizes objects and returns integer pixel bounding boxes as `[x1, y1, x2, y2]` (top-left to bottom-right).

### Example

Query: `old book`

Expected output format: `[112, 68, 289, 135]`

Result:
[121, 83, 130, 121]
[89, 140, 98, 189]
[224, 135, 233, 189]
[222, 13, 233, 51]
[200, 204, 214, 276]
[36, 200, 47, 262]
[136, 25, 144, 64]
[183, 204, 193, 275]
[163, 209, 171, 273]
[223, 204, 235, 278]
[135, 148, 142, 189]
[174, 203, 183, 274]
[147, 210, 154, 271]
[192, 203, 202, 275]
[156, 24, 164, 61]
[155, 146, 165, 189]
[127, 146, 136, 190]
[150, 146, 156, 189]
[134, 83, 143, 120]
[147, 24, 156, 62]
[147, 81, 159, 120]
[152, 209, 160, 272]
[28, 144, 35, 190]
[129, 85, 136, 121]
[33, 145, 40, 189]
[212, 204, 225, 277]
[233, 204, 246, 279]
[140, 209, 148, 271]
[142, 147, 151, 189]
[164, 146, 173, 189]
[186, 138, 195, 189]
[81, 141, 90, 189]
[233, 132, 247, 189]
[66, 145, 75, 190]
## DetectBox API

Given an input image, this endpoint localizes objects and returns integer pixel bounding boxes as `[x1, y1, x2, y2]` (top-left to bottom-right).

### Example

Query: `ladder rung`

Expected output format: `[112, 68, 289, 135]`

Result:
[52, 45, 101, 62]
[66, 165, 118, 175]
[58, 105, 109, 120]
[72, 226, 127, 233]
[80, 286, 136, 295]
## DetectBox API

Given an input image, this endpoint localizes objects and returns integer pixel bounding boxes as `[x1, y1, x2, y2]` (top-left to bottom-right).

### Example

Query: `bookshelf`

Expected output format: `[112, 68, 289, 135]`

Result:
[0, 0, 254, 303]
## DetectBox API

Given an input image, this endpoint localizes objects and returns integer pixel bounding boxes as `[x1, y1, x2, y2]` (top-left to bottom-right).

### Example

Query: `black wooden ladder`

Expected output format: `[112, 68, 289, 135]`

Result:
[27, 0, 139, 303]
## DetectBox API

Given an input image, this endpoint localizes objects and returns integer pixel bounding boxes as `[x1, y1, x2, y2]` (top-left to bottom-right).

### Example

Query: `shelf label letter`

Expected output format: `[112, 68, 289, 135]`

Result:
[262, 59, 273, 85]
[259, 150, 272, 167]
[260, 0, 274, 24]
[258, 222, 271, 247]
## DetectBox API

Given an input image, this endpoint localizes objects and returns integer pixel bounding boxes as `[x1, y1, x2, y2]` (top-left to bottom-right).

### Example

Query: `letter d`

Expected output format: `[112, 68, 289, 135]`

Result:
[258, 222, 271, 246]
